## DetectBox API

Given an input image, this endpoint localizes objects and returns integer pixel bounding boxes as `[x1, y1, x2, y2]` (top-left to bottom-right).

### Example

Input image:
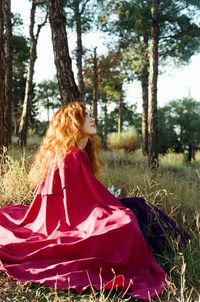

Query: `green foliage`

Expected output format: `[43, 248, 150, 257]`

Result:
[98, 103, 141, 136]
[83, 48, 137, 137]
[158, 97, 200, 157]
[84, 48, 125, 101]
[107, 127, 138, 151]
[65, 0, 97, 32]
[12, 13, 24, 35]
[98, 0, 200, 81]
[35, 78, 61, 121]
[158, 106, 180, 154]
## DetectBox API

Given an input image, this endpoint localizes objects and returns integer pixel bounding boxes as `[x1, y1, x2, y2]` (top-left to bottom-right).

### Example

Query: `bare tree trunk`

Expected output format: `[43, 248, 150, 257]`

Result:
[74, 0, 85, 98]
[19, 1, 47, 146]
[141, 66, 149, 156]
[118, 92, 123, 134]
[187, 143, 195, 162]
[46, 0, 80, 104]
[4, 0, 12, 146]
[103, 99, 108, 150]
[0, 0, 6, 153]
[47, 98, 50, 122]
[148, 0, 159, 170]
[92, 47, 98, 124]
[0, 0, 12, 154]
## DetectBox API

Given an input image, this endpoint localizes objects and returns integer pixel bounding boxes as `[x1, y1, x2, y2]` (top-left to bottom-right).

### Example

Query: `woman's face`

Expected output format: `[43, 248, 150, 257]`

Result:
[82, 112, 97, 135]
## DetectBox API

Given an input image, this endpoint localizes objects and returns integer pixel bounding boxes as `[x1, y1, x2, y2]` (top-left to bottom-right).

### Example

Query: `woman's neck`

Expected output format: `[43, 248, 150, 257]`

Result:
[77, 136, 89, 149]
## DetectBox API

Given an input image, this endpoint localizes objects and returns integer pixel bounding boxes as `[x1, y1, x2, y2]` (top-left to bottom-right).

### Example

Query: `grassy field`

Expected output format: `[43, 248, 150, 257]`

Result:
[0, 148, 200, 302]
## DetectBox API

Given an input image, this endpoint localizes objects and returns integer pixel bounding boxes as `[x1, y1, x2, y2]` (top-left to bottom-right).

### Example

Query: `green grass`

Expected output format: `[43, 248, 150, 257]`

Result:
[0, 148, 200, 301]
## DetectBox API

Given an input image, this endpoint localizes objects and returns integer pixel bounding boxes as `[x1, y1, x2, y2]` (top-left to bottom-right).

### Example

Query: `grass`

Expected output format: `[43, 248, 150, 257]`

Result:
[0, 147, 200, 301]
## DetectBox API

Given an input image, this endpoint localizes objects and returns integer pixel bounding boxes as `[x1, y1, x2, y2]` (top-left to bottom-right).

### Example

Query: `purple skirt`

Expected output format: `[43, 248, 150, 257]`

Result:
[119, 197, 190, 254]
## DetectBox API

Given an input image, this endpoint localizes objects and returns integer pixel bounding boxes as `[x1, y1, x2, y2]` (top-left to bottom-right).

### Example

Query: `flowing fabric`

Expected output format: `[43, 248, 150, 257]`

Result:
[119, 197, 190, 254]
[0, 147, 168, 300]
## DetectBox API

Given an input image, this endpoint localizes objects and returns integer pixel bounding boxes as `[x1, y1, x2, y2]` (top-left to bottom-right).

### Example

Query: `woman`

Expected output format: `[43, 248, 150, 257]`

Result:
[0, 102, 187, 300]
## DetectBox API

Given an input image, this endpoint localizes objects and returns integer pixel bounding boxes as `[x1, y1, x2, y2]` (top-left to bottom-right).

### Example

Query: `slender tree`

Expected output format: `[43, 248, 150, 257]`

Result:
[65, 0, 97, 99]
[4, 0, 12, 146]
[102, 97, 108, 149]
[0, 0, 12, 153]
[0, 0, 5, 153]
[92, 47, 98, 124]
[46, 0, 80, 103]
[148, 0, 159, 169]
[18, 0, 47, 146]
[141, 62, 149, 156]
[117, 84, 124, 134]
[12, 35, 29, 136]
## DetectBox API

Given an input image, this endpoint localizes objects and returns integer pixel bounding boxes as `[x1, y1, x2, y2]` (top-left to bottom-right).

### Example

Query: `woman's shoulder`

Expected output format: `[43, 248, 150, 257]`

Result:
[63, 147, 87, 163]
[66, 147, 85, 157]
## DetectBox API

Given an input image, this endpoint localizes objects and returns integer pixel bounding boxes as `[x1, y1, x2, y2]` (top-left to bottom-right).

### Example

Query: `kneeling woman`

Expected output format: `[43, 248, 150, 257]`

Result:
[0, 102, 188, 300]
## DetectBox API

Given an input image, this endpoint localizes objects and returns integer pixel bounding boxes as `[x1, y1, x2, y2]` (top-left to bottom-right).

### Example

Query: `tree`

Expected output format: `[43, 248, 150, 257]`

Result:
[83, 47, 99, 123]
[11, 14, 29, 136]
[97, 0, 151, 154]
[148, 0, 159, 169]
[46, 0, 80, 104]
[12, 35, 29, 136]
[98, 0, 200, 157]
[35, 78, 61, 122]
[92, 47, 98, 124]
[4, 0, 12, 147]
[0, 0, 12, 153]
[65, 0, 96, 98]
[84, 48, 138, 147]
[83, 49, 122, 145]
[18, 0, 48, 146]
[157, 106, 179, 154]
[166, 98, 200, 161]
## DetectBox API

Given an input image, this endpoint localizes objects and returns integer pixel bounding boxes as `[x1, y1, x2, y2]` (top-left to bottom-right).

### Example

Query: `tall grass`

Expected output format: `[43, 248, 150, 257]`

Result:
[0, 148, 199, 301]
[0, 148, 34, 206]
[107, 127, 138, 151]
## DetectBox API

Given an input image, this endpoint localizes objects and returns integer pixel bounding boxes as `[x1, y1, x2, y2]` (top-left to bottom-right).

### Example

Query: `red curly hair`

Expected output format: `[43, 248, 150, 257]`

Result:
[29, 101, 101, 188]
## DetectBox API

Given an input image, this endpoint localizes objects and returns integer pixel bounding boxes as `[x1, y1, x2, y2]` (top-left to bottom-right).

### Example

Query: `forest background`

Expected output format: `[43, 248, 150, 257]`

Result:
[1, 0, 200, 164]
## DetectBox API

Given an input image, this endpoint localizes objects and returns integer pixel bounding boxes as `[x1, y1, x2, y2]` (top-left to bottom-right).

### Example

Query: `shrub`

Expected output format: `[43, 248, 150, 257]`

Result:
[107, 127, 138, 151]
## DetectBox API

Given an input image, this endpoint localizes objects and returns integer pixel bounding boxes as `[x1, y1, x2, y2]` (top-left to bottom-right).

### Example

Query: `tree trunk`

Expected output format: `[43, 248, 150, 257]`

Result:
[19, 1, 47, 146]
[46, 0, 80, 104]
[141, 66, 149, 156]
[148, 0, 159, 170]
[118, 93, 123, 134]
[4, 0, 12, 146]
[0, 0, 12, 154]
[92, 47, 98, 124]
[187, 143, 195, 162]
[0, 0, 5, 153]
[75, 1, 85, 98]
[103, 100, 108, 150]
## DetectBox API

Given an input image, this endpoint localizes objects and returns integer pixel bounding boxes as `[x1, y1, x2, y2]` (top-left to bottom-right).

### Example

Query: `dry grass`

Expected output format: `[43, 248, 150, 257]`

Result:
[0, 147, 200, 301]
[107, 127, 138, 152]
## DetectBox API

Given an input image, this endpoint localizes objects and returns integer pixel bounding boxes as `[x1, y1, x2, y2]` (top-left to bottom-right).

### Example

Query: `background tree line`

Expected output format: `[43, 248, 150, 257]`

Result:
[0, 0, 200, 168]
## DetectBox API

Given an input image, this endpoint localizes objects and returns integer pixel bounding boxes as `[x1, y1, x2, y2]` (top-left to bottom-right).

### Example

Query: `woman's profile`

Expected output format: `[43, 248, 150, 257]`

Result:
[0, 102, 188, 300]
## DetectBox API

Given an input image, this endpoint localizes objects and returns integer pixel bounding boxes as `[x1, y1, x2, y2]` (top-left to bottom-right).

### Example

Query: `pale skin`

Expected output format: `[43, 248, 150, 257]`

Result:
[78, 112, 97, 149]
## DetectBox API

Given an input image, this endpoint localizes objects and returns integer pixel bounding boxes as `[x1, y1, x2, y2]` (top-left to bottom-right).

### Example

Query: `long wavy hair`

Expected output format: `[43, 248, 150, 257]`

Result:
[29, 101, 101, 188]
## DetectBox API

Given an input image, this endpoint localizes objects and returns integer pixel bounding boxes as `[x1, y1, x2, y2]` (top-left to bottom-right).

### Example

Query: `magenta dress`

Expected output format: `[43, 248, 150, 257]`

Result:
[0, 148, 167, 300]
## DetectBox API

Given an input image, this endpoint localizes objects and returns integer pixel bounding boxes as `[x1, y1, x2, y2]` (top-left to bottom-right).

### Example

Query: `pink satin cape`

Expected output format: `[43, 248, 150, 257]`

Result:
[0, 147, 167, 300]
